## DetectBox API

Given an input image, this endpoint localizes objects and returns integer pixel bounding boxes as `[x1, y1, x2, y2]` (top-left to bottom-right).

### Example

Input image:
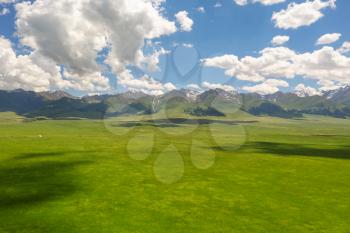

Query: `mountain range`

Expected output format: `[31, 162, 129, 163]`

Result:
[1, 86, 350, 119]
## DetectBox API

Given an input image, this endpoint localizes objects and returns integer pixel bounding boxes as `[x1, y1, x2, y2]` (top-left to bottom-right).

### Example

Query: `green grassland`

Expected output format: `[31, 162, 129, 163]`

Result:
[1, 112, 350, 232]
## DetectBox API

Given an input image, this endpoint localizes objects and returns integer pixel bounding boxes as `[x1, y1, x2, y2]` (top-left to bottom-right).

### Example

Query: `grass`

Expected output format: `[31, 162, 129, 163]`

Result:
[0, 112, 350, 232]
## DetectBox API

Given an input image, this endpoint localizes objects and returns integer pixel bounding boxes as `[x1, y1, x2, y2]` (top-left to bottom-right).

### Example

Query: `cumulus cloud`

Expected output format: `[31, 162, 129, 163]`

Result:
[203, 55, 239, 70]
[272, 0, 336, 29]
[204, 45, 350, 91]
[0, 0, 16, 3]
[0, 37, 59, 92]
[316, 33, 341, 45]
[242, 84, 277, 95]
[337, 41, 350, 54]
[117, 70, 176, 96]
[316, 80, 340, 92]
[243, 79, 289, 95]
[0, 0, 13, 15]
[271, 35, 290, 46]
[295, 46, 350, 87]
[203, 47, 297, 82]
[182, 43, 193, 48]
[0, 36, 111, 92]
[294, 84, 321, 97]
[186, 84, 202, 91]
[196, 6, 205, 13]
[234, 0, 285, 6]
[214, 2, 223, 8]
[142, 47, 170, 72]
[0, 7, 9, 15]
[12, 0, 177, 94]
[62, 70, 110, 93]
[233, 0, 248, 5]
[254, 0, 286, 5]
[265, 78, 289, 87]
[175, 10, 193, 32]
[202, 82, 235, 92]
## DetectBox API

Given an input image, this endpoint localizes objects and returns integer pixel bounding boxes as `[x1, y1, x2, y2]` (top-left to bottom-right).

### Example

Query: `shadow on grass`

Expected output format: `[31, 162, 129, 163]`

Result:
[13, 152, 66, 160]
[114, 118, 258, 128]
[117, 122, 180, 128]
[14, 151, 97, 160]
[241, 142, 350, 160]
[148, 118, 258, 125]
[0, 152, 90, 209]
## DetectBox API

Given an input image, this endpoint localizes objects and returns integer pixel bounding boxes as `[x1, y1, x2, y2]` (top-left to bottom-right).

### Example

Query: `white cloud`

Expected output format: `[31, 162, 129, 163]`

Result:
[63, 71, 111, 93]
[203, 47, 297, 82]
[13, 0, 177, 94]
[265, 79, 289, 87]
[118, 70, 176, 96]
[0, 0, 16, 3]
[253, 0, 286, 5]
[0, 36, 58, 92]
[243, 79, 289, 95]
[164, 82, 177, 92]
[233, 0, 248, 6]
[294, 84, 321, 97]
[243, 84, 278, 95]
[175, 10, 193, 32]
[182, 43, 193, 48]
[186, 84, 202, 91]
[214, 2, 223, 8]
[316, 33, 341, 45]
[271, 35, 290, 46]
[203, 55, 240, 70]
[272, 0, 336, 29]
[234, 0, 285, 6]
[142, 47, 170, 72]
[337, 41, 350, 54]
[0, 36, 110, 92]
[295, 46, 350, 86]
[196, 6, 205, 13]
[204, 45, 350, 91]
[0, 7, 9, 15]
[317, 80, 342, 92]
[0, 0, 13, 15]
[202, 82, 235, 92]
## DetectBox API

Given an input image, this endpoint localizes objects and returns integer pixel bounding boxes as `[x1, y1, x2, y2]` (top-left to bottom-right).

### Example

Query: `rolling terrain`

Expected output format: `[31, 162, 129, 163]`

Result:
[0, 112, 350, 232]
[1, 86, 350, 119]
[1, 87, 350, 232]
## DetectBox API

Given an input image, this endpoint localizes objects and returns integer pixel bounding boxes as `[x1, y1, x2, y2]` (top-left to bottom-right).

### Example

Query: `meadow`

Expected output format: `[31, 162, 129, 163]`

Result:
[0, 112, 350, 233]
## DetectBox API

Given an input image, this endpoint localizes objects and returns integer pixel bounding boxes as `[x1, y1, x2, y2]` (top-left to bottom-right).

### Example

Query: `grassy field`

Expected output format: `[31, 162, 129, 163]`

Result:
[1, 112, 350, 233]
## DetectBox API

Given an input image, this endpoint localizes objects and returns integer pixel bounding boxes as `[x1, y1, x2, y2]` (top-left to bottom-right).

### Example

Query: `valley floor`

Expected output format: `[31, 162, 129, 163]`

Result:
[0, 112, 350, 233]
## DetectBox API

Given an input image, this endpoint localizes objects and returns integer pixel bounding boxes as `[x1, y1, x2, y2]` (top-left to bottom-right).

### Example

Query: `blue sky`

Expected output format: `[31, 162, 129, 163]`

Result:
[162, 0, 349, 54]
[0, 0, 349, 95]
[155, 0, 350, 93]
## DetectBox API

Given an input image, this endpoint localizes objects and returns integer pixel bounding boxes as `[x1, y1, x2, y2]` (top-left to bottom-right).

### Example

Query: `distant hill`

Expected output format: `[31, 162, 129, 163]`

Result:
[0, 89, 44, 114]
[323, 86, 350, 107]
[104, 91, 154, 116]
[28, 97, 107, 119]
[38, 91, 78, 101]
[240, 89, 350, 118]
[1, 86, 350, 119]
[0, 89, 106, 119]
[248, 102, 302, 118]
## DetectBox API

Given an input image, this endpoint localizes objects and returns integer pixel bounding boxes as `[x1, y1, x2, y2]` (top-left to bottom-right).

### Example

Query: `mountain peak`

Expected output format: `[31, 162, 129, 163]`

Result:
[323, 85, 350, 103]
[198, 88, 240, 104]
[180, 88, 202, 101]
[119, 91, 150, 100]
[38, 90, 76, 101]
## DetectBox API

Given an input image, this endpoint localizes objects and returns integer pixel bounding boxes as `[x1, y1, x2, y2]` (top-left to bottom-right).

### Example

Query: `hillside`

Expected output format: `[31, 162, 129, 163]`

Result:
[1, 87, 350, 119]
